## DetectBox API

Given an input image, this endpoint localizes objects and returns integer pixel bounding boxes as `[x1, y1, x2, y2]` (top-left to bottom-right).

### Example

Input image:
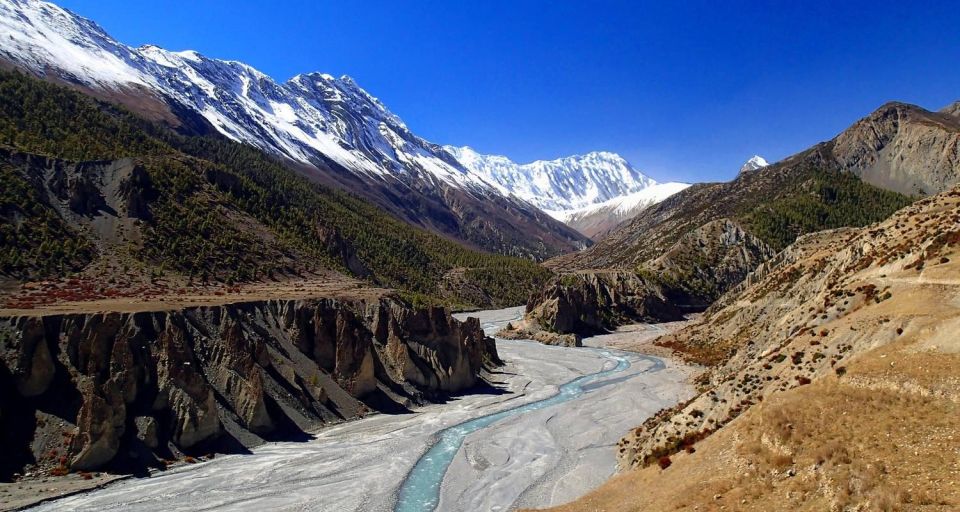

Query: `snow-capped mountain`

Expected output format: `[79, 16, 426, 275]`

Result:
[0, 0, 589, 258]
[552, 182, 691, 238]
[445, 145, 688, 238]
[446, 146, 656, 212]
[739, 155, 769, 173]
[0, 0, 490, 190]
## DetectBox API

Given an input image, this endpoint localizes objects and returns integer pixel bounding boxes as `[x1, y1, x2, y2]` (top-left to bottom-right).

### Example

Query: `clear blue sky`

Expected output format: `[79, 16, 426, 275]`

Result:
[57, 0, 960, 183]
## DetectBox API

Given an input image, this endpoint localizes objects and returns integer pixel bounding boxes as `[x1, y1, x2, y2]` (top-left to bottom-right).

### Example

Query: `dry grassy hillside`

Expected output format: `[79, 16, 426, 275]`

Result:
[537, 186, 960, 511]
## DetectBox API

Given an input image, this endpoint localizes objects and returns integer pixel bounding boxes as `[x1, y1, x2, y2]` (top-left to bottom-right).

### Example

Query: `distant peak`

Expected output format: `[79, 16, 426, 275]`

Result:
[740, 155, 769, 173]
[939, 100, 960, 118]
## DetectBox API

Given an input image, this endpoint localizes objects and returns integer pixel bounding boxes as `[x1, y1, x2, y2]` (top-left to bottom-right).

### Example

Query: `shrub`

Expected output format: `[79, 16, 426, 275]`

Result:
[658, 456, 672, 470]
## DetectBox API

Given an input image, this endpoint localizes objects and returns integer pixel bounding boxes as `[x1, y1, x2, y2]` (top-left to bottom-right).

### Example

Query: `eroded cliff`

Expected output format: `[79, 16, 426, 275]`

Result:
[525, 271, 684, 336]
[0, 296, 498, 477]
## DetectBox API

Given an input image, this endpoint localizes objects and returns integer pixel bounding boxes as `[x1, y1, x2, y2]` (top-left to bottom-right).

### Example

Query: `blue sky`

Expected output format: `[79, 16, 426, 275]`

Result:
[58, 0, 960, 183]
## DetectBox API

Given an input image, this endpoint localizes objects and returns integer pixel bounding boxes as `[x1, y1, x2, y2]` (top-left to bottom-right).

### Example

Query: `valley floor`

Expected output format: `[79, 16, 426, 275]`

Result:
[11, 307, 696, 512]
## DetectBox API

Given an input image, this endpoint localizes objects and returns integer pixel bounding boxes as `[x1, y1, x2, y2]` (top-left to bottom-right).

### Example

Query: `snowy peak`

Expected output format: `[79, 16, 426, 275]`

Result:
[739, 155, 769, 173]
[446, 146, 656, 212]
[0, 0, 647, 220]
[0, 0, 150, 89]
[0, 0, 496, 193]
[0, 0, 595, 258]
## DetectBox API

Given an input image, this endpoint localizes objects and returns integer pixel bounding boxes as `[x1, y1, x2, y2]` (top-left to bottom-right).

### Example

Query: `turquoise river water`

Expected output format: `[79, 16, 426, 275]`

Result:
[394, 349, 630, 512]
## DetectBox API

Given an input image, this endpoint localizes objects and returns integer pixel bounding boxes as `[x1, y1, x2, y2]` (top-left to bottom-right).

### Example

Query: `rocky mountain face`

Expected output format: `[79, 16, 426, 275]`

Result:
[0, 296, 498, 477]
[598, 185, 960, 510]
[942, 100, 960, 118]
[832, 102, 960, 196]
[642, 218, 776, 306]
[525, 219, 773, 335]
[0, 0, 588, 259]
[525, 272, 684, 336]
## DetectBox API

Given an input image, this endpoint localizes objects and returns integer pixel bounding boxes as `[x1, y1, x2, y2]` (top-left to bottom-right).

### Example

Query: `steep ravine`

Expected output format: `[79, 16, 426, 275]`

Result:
[0, 296, 497, 479]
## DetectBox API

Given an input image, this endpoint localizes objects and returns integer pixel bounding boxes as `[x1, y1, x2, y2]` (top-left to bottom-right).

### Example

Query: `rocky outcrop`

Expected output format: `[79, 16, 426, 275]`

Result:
[0, 296, 497, 477]
[942, 100, 960, 119]
[495, 324, 582, 347]
[526, 272, 683, 336]
[525, 220, 771, 336]
[833, 102, 960, 196]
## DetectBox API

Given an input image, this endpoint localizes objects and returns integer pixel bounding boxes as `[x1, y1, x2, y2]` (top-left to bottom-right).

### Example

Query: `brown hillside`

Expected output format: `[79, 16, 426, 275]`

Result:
[537, 185, 960, 512]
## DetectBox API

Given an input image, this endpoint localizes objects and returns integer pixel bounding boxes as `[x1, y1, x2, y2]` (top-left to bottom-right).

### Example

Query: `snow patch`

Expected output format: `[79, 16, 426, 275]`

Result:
[739, 155, 769, 173]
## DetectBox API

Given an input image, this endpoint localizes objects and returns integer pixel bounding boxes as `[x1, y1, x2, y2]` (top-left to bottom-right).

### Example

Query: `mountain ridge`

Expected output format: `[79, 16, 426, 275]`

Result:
[547, 99, 959, 272]
[0, 0, 589, 259]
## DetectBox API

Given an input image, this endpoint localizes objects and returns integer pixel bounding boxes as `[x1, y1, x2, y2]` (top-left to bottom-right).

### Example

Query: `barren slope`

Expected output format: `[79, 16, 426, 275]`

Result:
[536, 185, 960, 512]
